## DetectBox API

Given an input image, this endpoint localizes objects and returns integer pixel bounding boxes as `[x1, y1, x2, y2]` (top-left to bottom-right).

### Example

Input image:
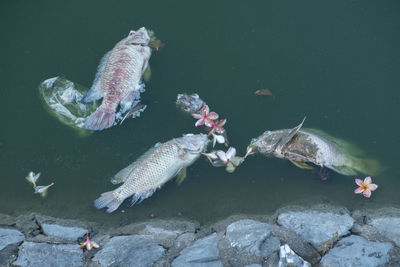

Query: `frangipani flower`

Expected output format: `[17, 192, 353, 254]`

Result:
[209, 119, 226, 135]
[78, 232, 100, 251]
[26, 171, 41, 187]
[202, 147, 243, 173]
[354, 176, 378, 198]
[192, 105, 219, 127]
[211, 133, 225, 147]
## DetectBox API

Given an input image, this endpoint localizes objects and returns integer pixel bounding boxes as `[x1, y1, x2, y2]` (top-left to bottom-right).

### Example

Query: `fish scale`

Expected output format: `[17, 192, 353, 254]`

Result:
[94, 134, 209, 213]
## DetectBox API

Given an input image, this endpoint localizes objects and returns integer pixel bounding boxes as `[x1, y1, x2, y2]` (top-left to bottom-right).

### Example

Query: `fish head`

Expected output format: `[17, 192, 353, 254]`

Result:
[176, 93, 205, 114]
[126, 27, 150, 46]
[246, 131, 283, 156]
[176, 134, 209, 153]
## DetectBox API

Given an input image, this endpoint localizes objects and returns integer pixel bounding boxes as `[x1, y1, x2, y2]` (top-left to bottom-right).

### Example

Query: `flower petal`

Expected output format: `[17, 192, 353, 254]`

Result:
[217, 119, 227, 127]
[205, 119, 213, 127]
[216, 151, 228, 162]
[192, 113, 202, 119]
[364, 176, 372, 185]
[195, 119, 205, 127]
[201, 105, 209, 115]
[231, 156, 243, 166]
[211, 160, 226, 167]
[355, 179, 363, 186]
[363, 189, 372, 198]
[226, 163, 236, 173]
[226, 147, 236, 159]
[354, 187, 364, 194]
[215, 135, 225, 144]
[368, 183, 378, 191]
[207, 112, 219, 120]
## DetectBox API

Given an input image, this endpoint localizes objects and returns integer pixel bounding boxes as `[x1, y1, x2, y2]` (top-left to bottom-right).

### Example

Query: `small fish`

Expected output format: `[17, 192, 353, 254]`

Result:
[94, 134, 209, 213]
[119, 103, 147, 124]
[176, 93, 205, 114]
[246, 118, 382, 176]
[26, 171, 41, 187]
[254, 89, 275, 99]
[84, 27, 152, 130]
[34, 182, 54, 198]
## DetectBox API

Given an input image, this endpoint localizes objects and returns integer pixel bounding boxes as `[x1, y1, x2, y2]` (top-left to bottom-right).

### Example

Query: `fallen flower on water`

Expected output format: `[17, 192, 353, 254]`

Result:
[192, 105, 219, 127]
[202, 147, 243, 173]
[78, 232, 100, 251]
[34, 182, 54, 198]
[211, 133, 225, 147]
[354, 176, 378, 198]
[26, 171, 41, 187]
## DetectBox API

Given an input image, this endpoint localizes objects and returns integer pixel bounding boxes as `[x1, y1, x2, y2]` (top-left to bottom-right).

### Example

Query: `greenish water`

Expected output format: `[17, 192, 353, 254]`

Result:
[1, 1, 399, 227]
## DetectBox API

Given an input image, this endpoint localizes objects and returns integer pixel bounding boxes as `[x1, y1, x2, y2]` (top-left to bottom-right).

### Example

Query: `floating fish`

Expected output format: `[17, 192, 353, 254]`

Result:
[94, 134, 209, 213]
[176, 93, 205, 114]
[34, 182, 55, 198]
[254, 89, 275, 99]
[84, 27, 152, 130]
[26, 171, 41, 187]
[246, 118, 382, 176]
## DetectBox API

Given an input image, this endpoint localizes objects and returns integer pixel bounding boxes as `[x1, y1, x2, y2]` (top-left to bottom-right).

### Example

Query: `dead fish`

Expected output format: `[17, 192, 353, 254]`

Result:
[84, 27, 152, 130]
[26, 171, 41, 187]
[245, 118, 382, 176]
[34, 182, 55, 198]
[119, 102, 147, 124]
[254, 89, 275, 99]
[176, 93, 205, 114]
[94, 134, 209, 213]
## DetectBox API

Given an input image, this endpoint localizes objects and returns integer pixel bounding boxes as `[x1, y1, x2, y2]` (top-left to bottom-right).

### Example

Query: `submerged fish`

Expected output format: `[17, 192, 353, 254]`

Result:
[34, 182, 55, 198]
[26, 171, 41, 187]
[84, 27, 152, 130]
[176, 93, 205, 114]
[246, 118, 382, 176]
[94, 134, 209, 213]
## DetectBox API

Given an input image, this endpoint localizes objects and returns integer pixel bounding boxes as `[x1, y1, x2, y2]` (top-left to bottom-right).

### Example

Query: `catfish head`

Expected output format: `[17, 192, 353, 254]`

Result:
[126, 27, 150, 46]
[245, 117, 306, 158]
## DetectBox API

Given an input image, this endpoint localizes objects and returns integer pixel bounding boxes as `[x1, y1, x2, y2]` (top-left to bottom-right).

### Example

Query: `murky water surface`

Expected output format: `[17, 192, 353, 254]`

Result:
[1, 1, 399, 226]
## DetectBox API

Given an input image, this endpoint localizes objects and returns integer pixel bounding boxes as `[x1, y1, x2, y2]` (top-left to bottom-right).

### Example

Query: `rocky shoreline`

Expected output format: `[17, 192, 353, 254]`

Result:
[1, 205, 399, 267]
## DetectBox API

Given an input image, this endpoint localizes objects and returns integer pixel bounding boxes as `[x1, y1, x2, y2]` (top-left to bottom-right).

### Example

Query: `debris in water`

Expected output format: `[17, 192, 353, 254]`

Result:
[254, 89, 275, 99]
[34, 183, 55, 198]
[354, 176, 378, 198]
[26, 171, 41, 187]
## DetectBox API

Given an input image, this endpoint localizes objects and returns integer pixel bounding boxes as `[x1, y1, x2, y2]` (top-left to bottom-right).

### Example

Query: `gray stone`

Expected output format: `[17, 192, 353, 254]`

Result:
[168, 232, 197, 257]
[41, 223, 88, 241]
[0, 243, 19, 267]
[368, 216, 400, 246]
[13, 242, 83, 267]
[279, 244, 310, 267]
[172, 233, 222, 267]
[277, 210, 354, 248]
[320, 235, 393, 267]
[351, 223, 389, 243]
[271, 224, 320, 264]
[244, 264, 262, 267]
[0, 228, 25, 250]
[139, 225, 182, 248]
[225, 219, 280, 257]
[92, 235, 164, 267]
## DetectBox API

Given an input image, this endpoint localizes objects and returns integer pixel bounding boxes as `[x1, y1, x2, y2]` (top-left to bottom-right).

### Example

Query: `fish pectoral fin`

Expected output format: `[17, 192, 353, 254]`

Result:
[175, 168, 187, 185]
[290, 160, 314, 170]
[279, 117, 306, 147]
[143, 65, 151, 82]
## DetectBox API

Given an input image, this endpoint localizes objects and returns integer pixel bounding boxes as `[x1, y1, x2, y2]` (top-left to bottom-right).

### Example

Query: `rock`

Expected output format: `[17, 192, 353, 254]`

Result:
[0, 228, 25, 250]
[351, 223, 389, 243]
[244, 264, 262, 267]
[13, 242, 83, 267]
[172, 233, 222, 267]
[168, 232, 197, 258]
[0, 243, 19, 267]
[320, 235, 393, 267]
[225, 219, 280, 257]
[139, 225, 182, 248]
[41, 223, 88, 241]
[277, 210, 354, 248]
[92, 235, 164, 267]
[368, 216, 400, 247]
[279, 244, 310, 267]
[271, 224, 320, 264]
[0, 214, 15, 226]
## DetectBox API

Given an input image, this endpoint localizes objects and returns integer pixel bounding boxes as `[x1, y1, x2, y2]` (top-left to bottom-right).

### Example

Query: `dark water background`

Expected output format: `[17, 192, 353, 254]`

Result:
[1, 1, 399, 227]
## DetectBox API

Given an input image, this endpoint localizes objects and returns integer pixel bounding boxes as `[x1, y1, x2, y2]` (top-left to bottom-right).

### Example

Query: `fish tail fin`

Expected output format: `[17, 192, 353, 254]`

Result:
[85, 107, 115, 130]
[338, 155, 385, 176]
[94, 191, 124, 213]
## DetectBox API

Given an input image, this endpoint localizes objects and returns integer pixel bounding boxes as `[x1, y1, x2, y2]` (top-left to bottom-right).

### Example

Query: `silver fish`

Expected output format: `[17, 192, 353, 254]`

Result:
[84, 27, 152, 130]
[34, 182, 55, 198]
[26, 171, 41, 187]
[176, 93, 205, 114]
[246, 118, 382, 176]
[94, 134, 209, 213]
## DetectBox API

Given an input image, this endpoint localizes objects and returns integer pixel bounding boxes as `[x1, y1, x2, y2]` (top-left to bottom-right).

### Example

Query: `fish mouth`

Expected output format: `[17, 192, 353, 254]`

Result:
[244, 146, 255, 158]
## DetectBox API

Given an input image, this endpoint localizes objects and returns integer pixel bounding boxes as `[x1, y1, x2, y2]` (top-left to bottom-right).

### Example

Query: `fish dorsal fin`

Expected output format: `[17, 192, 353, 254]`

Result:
[175, 168, 187, 185]
[278, 117, 306, 147]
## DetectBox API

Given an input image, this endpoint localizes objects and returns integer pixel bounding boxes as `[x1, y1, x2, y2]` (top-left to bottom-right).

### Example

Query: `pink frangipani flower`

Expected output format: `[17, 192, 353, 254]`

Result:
[202, 147, 243, 173]
[354, 176, 378, 198]
[192, 105, 219, 127]
[78, 232, 100, 251]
